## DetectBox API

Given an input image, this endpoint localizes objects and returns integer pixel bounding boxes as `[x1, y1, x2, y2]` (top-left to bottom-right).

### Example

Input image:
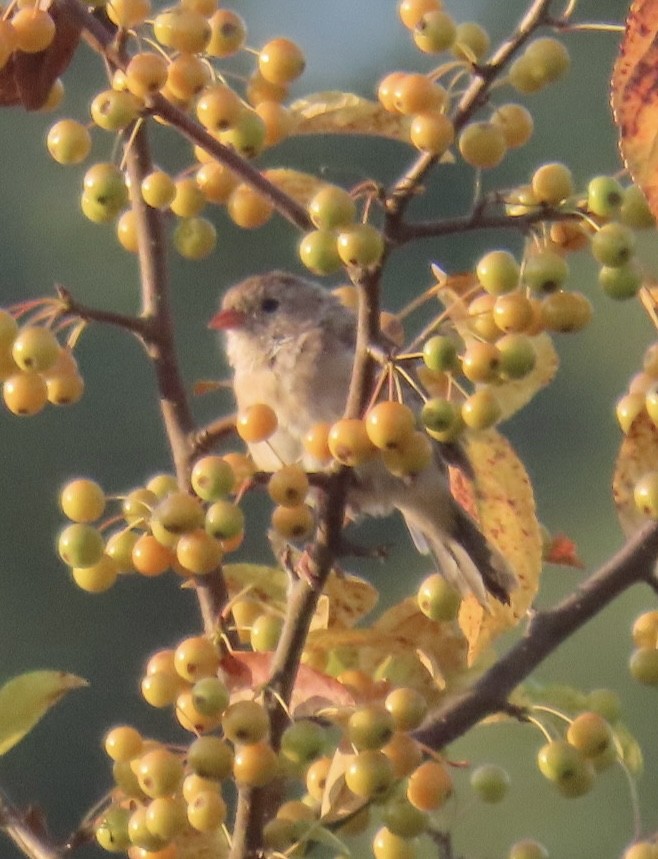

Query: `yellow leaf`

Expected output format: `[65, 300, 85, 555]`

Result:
[612, 0, 658, 219]
[456, 430, 542, 663]
[262, 168, 329, 209]
[323, 571, 378, 628]
[613, 410, 658, 535]
[289, 91, 412, 141]
[0, 670, 87, 756]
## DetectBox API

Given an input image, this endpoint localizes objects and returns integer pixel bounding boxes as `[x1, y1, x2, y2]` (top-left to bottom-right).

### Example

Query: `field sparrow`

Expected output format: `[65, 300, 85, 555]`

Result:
[209, 271, 515, 605]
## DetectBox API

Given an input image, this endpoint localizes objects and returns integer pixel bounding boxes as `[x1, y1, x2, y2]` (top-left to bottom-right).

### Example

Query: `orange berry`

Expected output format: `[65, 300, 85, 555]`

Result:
[11, 8, 55, 53]
[407, 760, 453, 811]
[236, 403, 278, 442]
[365, 401, 416, 451]
[258, 38, 305, 85]
[131, 534, 173, 576]
[328, 418, 378, 466]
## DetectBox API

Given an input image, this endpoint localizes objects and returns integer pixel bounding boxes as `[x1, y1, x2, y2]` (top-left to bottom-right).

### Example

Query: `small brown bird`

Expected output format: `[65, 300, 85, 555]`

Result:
[209, 271, 515, 605]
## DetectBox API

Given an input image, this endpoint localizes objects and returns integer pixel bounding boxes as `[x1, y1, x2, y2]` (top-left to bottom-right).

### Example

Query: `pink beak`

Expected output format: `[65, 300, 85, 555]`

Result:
[208, 307, 247, 330]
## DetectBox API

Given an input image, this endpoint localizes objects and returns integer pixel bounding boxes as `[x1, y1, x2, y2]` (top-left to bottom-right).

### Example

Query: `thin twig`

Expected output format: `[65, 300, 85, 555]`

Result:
[0, 794, 62, 859]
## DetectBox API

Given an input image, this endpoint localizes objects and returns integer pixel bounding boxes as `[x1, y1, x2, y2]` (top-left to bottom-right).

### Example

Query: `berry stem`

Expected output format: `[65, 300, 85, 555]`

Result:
[0, 790, 62, 859]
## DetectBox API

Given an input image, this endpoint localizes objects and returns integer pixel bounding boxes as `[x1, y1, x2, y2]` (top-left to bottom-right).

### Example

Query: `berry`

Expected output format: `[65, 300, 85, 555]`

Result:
[398, 0, 441, 30]
[255, 100, 294, 146]
[491, 103, 534, 148]
[422, 335, 458, 372]
[191, 455, 235, 501]
[145, 796, 188, 842]
[58, 523, 104, 568]
[3, 372, 48, 415]
[407, 760, 453, 810]
[531, 162, 573, 204]
[308, 185, 356, 230]
[421, 397, 460, 436]
[392, 74, 447, 115]
[258, 38, 305, 85]
[525, 37, 571, 84]
[536, 739, 595, 797]
[105, 0, 150, 28]
[125, 52, 168, 98]
[166, 53, 211, 101]
[382, 797, 428, 837]
[12, 326, 60, 372]
[227, 184, 272, 227]
[452, 20, 490, 61]
[173, 217, 217, 260]
[96, 805, 131, 853]
[174, 635, 220, 682]
[621, 185, 655, 229]
[417, 573, 461, 620]
[493, 292, 534, 333]
[632, 609, 658, 648]
[461, 388, 501, 429]
[409, 111, 454, 155]
[372, 826, 418, 859]
[591, 222, 636, 267]
[566, 711, 614, 759]
[476, 249, 520, 295]
[458, 122, 507, 169]
[508, 839, 549, 859]
[187, 789, 227, 831]
[522, 250, 569, 294]
[587, 175, 624, 218]
[267, 464, 309, 507]
[336, 224, 385, 267]
[47, 120, 92, 165]
[222, 699, 270, 744]
[344, 750, 395, 799]
[131, 534, 172, 576]
[347, 705, 396, 750]
[365, 401, 416, 451]
[236, 403, 277, 442]
[196, 162, 238, 204]
[82, 163, 129, 222]
[187, 735, 234, 779]
[249, 612, 284, 652]
[461, 341, 501, 382]
[539, 291, 592, 333]
[72, 555, 118, 593]
[176, 529, 223, 575]
[470, 763, 510, 802]
[104, 725, 143, 762]
[271, 503, 315, 541]
[616, 393, 645, 434]
[60, 478, 106, 522]
[90, 89, 140, 131]
[206, 9, 247, 57]
[152, 8, 211, 54]
[141, 171, 176, 210]
[196, 84, 242, 131]
[629, 647, 658, 685]
[498, 333, 537, 379]
[11, 8, 55, 52]
[384, 687, 428, 731]
[280, 719, 326, 765]
[413, 11, 457, 54]
[328, 418, 377, 465]
[598, 261, 642, 300]
[233, 741, 279, 786]
[190, 677, 230, 718]
[136, 748, 184, 799]
[298, 229, 342, 275]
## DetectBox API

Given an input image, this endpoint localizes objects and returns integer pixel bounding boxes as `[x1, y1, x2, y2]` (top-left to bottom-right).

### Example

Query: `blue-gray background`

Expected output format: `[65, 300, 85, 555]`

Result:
[0, 1, 655, 857]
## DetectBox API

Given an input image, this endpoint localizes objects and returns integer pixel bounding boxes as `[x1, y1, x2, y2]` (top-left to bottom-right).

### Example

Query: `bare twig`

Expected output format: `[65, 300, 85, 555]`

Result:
[0, 794, 62, 859]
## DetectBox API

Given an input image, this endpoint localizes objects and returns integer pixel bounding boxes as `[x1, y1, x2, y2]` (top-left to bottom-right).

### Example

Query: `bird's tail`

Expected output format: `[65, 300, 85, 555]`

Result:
[404, 503, 516, 607]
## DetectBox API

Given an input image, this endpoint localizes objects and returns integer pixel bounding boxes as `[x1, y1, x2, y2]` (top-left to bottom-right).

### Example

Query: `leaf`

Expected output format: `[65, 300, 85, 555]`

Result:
[0, 1, 82, 109]
[612, 0, 658, 219]
[263, 168, 330, 208]
[613, 410, 658, 534]
[289, 91, 412, 141]
[454, 430, 542, 663]
[0, 670, 87, 755]
[543, 532, 585, 569]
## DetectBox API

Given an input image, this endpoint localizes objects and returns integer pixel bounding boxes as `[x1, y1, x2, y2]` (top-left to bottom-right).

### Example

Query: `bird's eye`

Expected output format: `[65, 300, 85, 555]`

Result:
[261, 297, 279, 313]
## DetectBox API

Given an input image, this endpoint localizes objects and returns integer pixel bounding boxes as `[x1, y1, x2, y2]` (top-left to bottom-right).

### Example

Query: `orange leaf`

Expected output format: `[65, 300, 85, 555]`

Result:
[612, 0, 658, 218]
[543, 533, 585, 568]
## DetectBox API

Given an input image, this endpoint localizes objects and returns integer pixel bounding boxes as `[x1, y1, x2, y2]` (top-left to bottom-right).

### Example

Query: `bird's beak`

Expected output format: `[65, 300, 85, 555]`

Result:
[208, 308, 247, 330]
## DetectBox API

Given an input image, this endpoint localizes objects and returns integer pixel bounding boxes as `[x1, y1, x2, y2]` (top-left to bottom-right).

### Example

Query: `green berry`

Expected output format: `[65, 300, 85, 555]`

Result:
[221, 699, 270, 744]
[598, 261, 642, 300]
[422, 335, 458, 372]
[461, 388, 501, 430]
[591, 222, 636, 267]
[417, 572, 461, 620]
[347, 704, 396, 751]
[298, 229, 342, 275]
[187, 735, 234, 779]
[421, 397, 458, 433]
[173, 217, 217, 260]
[58, 523, 104, 568]
[470, 763, 510, 802]
[536, 739, 595, 797]
[190, 676, 230, 717]
[280, 719, 326, 765]
[497, 333, 536, 379]
[382, 797, 428, 837]
[191, 455, 235, 501]
[587, 175, 624, 218]
[620, 185, 656, 229]
[476, 249, 520, 295]
[344, 750, 395, 799]
[308, 185, 356, 229]
[629, 647, 658, 685]
[336, 224, 385, 267]
[522, 250, 569, 294]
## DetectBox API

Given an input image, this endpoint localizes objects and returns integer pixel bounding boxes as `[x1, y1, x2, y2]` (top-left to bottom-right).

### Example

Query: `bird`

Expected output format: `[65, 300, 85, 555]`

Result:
[208, 270, 516, 606]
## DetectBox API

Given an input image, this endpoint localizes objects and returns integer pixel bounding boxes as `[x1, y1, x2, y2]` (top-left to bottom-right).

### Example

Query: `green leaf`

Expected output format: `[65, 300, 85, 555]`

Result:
[0, 670, 88, 755]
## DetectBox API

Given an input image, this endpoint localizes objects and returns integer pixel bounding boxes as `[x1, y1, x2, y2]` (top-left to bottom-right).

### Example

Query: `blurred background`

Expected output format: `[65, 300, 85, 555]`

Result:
[0, 0, 655, 856]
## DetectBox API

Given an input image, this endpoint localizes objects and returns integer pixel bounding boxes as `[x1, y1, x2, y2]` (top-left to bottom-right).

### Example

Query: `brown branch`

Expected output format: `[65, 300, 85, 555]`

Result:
[389, 204, 584, 245]
[54, 286, 147, 336]
[189, 414, 237, 457]
[385, 0, 556, 222]
[57, 0, 311, 232]
[0, 794, 62, 859]
[414, 520, 658, 749]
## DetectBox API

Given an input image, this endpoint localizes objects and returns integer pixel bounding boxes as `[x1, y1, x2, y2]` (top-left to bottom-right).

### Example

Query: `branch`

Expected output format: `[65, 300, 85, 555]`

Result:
[54, 286, 147, 337]
[0, 793, 62, 859]
[385, 0, 556, 221]
[414, 520, 658, 749]
[389, 204, 584, 245]
[57, 0, 311, 232]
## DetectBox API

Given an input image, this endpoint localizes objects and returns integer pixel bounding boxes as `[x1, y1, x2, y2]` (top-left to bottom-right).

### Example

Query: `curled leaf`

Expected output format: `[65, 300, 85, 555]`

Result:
[262, 168, 330, 209]
[0, 670, 87, 755]
[289, 91, 412, 141]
